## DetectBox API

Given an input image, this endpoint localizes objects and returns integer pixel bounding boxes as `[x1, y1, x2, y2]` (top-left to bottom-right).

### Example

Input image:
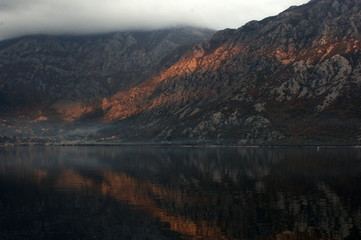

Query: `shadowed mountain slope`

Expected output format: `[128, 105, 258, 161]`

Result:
[0, 27, 214, 119]
[0, 0, 360, 145]
[98, 0, 361, 145]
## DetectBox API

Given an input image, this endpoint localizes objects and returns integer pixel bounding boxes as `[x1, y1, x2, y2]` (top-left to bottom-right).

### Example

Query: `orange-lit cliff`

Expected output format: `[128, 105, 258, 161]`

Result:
[97, 0, 361, 144]
[0, 0, 360, 145]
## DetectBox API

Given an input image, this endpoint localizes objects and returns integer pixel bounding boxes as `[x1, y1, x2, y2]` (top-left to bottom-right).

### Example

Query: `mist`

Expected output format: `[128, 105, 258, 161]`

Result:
[0, 0, 309, 40]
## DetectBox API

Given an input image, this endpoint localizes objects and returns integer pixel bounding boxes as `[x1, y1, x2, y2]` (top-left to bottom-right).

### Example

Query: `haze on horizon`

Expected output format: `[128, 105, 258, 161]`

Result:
[0, 0, 309, 40]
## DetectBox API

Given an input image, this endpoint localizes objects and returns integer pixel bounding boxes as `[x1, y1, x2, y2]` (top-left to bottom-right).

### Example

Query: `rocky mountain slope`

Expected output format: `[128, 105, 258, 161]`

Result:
[97, 0, 361, 145]
[0, 27, 214, 119]
[1, 0, 360, 145]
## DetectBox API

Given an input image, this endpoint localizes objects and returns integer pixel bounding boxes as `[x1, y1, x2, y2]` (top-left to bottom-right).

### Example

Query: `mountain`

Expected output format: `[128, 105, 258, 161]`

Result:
[1, 0, 360, 145]
[97, 0, 361, 145]
[0, 27, 214, 120]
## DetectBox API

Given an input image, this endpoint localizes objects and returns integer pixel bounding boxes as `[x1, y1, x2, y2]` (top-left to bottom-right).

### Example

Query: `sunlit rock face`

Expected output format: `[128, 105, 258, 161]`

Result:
[1, 0, 361, 145]
[0, 27, 214, 120]
[99, 0, 361, 144]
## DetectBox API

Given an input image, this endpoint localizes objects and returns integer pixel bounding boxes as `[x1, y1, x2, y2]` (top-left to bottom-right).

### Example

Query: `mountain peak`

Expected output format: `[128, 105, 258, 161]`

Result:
[98, 0, 361, 144]
[0, 2, 360, 145]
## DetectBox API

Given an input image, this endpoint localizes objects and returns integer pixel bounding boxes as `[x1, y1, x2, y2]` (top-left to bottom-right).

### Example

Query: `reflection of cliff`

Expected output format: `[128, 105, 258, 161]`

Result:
[2, 166, 228, 240]
[1, 147, 361, 240]
[316, 182, 353, 239]
[275, 231, 331, 240]
[100, 171, 228, 240]
[42, 168, 344, 240]
[22, 168, 345, 240]
[55, 169, 96, 192]
[97, 148, 283, 185]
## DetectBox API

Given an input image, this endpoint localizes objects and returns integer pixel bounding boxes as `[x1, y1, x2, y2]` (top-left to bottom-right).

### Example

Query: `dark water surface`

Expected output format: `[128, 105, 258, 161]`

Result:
[0, 146, 360, 240]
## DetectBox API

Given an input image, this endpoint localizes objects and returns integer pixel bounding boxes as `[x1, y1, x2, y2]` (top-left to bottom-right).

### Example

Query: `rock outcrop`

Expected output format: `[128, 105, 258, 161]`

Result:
[98, 0, 361, 145]
[0, 27, 214, 118]
[1, 0, 360, 145]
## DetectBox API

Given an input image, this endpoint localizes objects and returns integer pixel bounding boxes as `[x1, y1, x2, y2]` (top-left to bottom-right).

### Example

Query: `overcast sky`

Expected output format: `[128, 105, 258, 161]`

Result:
[0, 0, 309, 40]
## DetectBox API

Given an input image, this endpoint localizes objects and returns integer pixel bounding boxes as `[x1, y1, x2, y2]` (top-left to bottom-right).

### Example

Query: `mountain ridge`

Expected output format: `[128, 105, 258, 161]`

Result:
[98, 0, 361, 144]
[0, 27, 214, 119]
[0, 0, 360, 145]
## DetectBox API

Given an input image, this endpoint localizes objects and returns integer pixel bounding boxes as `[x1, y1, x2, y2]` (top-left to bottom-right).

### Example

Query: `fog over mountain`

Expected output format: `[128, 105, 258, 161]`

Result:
[0, 0, 360, 146]
[0, 0, 308, 40]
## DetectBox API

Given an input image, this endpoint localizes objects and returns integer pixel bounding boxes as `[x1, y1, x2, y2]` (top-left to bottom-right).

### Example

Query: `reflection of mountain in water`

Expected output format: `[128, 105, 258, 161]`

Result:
[0, 147, 360, 239]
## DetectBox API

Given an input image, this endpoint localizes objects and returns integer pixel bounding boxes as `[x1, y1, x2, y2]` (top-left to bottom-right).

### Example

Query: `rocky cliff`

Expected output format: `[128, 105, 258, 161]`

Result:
[99, 0, 361, 145]
[1, 0, 360, 145]
[0, 27, 214, 119]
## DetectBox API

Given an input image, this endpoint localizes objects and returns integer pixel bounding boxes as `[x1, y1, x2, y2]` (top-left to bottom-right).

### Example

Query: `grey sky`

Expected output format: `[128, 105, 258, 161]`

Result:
[0, 0, 309, 40]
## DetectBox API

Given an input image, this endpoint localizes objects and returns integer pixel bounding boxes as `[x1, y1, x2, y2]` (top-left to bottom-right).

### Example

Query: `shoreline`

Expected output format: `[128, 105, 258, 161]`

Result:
[1, 142, 360, 148]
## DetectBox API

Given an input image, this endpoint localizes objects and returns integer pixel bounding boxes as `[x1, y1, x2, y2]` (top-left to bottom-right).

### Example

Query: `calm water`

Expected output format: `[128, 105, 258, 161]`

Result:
[0, 147, 360, 240]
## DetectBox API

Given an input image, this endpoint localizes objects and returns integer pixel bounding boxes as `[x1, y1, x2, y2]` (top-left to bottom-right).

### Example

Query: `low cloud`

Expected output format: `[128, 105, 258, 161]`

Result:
[0, 0, 309, 40]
